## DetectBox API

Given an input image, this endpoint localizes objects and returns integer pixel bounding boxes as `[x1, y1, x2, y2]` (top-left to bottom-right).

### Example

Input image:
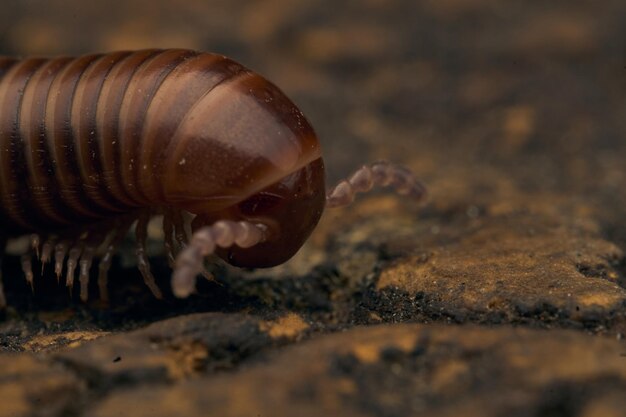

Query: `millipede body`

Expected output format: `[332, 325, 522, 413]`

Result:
[0, 49, 426, 307]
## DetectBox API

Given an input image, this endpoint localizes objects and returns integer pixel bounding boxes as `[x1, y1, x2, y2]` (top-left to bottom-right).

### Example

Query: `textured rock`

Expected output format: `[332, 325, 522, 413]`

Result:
[374, 210, 626, 328]
[88, 324, 626, 417]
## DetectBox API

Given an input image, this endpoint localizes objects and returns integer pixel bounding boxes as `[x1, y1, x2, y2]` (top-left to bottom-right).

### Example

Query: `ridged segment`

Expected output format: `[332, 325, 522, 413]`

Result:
[21, 57, 74, 225]
[0, 57, 19, 231]
[162, 69, 321, 212]
[95, 50, 162, 208]
[117, 49, 197, 204]
[45, 54, 108, 219]
[138, 54, 245, 203]
[71, 51, 133, 213]
[0, 58, 48, 230]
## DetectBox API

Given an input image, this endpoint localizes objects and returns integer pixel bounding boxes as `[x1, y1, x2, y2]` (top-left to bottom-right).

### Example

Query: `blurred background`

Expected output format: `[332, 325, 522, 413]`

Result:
[0, 0, 625, 243]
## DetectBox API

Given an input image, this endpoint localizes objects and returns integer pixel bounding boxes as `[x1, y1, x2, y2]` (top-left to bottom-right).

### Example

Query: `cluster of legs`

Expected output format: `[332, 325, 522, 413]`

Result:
[0, 161, 426, 308]
[0, 213, 154, 308]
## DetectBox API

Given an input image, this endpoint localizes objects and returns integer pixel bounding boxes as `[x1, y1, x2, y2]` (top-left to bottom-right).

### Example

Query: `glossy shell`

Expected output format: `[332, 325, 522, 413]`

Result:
[0, 49, 325, 264]
[0, 49, 328, 273]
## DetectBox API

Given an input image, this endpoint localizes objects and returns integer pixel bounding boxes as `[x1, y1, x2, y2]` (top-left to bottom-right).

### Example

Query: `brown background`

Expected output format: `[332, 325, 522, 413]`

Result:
[1, 1, 626, 416]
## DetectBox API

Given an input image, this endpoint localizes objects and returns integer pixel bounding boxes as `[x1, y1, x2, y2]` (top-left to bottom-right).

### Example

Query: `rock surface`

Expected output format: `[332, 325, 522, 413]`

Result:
[1, 0, 626, 416]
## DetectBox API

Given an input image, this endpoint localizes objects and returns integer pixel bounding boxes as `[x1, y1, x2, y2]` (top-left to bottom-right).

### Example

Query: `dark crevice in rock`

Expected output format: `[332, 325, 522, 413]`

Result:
[576, 263, 611, 279]
[575, 252, 626, 291]
[222, 264, 357, 330]
[226, 264, 344, 313]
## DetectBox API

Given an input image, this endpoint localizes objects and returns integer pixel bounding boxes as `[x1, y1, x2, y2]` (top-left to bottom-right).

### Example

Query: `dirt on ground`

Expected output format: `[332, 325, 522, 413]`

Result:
[1, 1, 626, 416]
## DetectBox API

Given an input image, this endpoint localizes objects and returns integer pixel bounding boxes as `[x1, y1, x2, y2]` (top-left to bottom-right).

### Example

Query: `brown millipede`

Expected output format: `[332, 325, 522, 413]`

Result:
[0, 49, 426, 307]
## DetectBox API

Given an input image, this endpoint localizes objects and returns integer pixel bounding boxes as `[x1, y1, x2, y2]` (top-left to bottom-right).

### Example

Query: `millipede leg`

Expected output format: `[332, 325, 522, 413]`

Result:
[78, 246, 94, 302]
[65, 242, 84, 292]
[326, 161, 427, 208]
[172, 210, 189, 250]
[98, 219, 133, 303]
[136, 213, 163, 299]
[54, 241, 70, 282]
[97, 254, 113, 303]
[20, 252, 34, 292]
[78, 231, 107, 302]
[163, 209, 176, 267]
[165, 210, 214, 283]
[40, 236, 57, 276]
[172, 220, 267, 298]
[30, 234, 41, 260]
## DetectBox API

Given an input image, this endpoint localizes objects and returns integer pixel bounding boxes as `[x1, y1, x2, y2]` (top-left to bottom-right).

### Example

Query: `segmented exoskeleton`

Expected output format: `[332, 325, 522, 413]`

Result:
[0, 49, 426, 307]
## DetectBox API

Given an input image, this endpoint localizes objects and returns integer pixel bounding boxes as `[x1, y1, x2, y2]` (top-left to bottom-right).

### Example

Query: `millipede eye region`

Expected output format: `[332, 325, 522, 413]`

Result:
[0, 49, 427, 308]
[238, 192, 285, 216]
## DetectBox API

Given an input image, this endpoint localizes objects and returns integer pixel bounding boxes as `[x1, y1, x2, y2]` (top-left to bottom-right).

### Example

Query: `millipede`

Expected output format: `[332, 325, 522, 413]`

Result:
[0, 49, 426, 308]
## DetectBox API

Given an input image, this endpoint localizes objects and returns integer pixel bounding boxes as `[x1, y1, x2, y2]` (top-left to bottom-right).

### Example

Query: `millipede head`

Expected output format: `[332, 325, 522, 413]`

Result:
[190, 157, 327, 268]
